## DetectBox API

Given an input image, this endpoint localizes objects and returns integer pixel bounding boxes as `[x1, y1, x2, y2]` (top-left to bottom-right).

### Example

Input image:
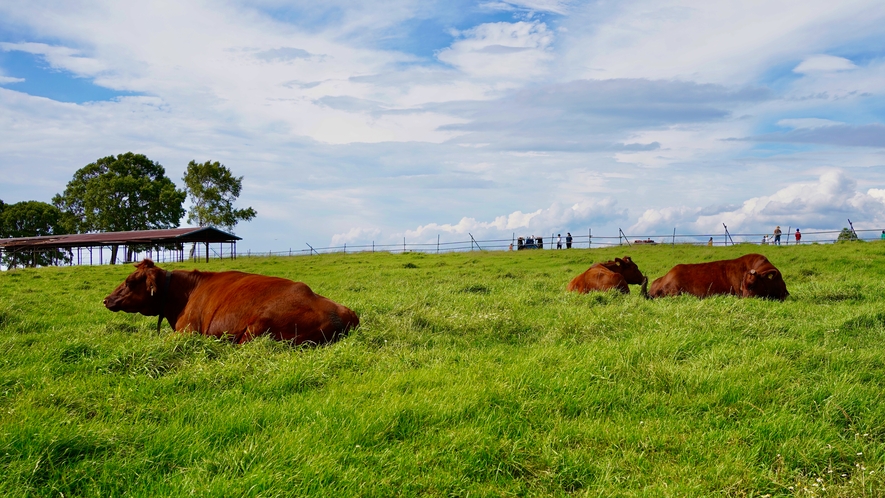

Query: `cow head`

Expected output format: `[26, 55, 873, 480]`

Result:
[741, 267, 789, 301]
[611, 256, 645, 285]
[103, 259, 164, 315]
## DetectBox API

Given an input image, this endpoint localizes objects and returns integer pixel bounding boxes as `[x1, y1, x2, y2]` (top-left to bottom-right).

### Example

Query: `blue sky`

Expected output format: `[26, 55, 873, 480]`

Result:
[1, 0, 885, 251]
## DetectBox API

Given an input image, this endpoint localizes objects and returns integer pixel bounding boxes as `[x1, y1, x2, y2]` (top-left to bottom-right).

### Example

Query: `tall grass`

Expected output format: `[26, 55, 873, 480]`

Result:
[1, 243, 883, 496]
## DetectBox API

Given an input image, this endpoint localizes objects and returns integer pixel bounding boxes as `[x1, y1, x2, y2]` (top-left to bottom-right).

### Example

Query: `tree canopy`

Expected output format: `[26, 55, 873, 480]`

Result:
[837, 227, 859, 242]
[53, 153, 186, 234]
[0, 200, 68, 267]
[182, 160, 256, 231]
[0, 200, 65, 239]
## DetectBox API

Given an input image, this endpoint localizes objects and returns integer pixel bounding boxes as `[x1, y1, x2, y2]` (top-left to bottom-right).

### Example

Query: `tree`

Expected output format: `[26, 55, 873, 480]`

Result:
[0, 200, 69, 267]
[182, 160, 256, 231]
[837, 227, 859, 242]
[53, 152, 186, 263]
[53, 153, 185, 233]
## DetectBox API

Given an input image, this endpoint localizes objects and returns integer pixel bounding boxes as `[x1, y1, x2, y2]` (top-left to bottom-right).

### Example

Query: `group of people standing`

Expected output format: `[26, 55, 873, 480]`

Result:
[762, 226, 801, 245]
[556, 232, 573, 249]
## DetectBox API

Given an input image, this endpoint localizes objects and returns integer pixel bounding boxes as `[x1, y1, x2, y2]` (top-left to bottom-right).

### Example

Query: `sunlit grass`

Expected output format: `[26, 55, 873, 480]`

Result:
[1, 243, 884, 496]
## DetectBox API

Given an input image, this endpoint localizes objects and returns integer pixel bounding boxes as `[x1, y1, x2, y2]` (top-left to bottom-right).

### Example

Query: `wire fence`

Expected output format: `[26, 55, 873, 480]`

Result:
[239, 227, 884, 258]
[4, 226, 881, 269]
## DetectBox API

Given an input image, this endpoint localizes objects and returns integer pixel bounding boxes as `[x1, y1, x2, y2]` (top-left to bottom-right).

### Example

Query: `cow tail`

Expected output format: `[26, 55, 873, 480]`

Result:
[640, 276, 649, 299]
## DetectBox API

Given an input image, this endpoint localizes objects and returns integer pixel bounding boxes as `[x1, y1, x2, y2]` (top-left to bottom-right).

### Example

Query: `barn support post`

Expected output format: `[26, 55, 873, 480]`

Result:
[205, 242, 209, 263]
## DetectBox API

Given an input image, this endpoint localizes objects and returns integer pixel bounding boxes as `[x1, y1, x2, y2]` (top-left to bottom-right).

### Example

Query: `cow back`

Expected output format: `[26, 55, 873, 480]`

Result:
[649, 253, 788, 300]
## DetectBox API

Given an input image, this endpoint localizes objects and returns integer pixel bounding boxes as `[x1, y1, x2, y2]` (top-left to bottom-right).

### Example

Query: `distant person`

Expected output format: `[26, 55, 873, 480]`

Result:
[707, 237, 713, 247]
[795, 229, 801, 244]
[537, 236, 544, 249]
[773, 226, 782, 246]
[557, 234, 562, 249]
[566, 232, 573, 249]
[881, 230, 885, 241]
[762, 235, 768, 245]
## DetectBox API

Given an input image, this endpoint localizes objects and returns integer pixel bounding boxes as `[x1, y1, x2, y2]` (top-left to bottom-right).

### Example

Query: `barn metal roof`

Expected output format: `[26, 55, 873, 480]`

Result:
[0, 226, 240, 249]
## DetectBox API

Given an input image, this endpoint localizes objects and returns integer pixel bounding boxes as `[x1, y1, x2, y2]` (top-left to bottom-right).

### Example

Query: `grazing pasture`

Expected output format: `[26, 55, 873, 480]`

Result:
[1, 243, 884, 496]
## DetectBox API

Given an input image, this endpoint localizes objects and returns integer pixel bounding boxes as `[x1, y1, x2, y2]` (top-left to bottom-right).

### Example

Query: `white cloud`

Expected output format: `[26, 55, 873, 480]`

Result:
[0, 42, 107, 77]
[0, 76, 24, 84]
[793, 54, 858, 74]
[630, 171, 885, 234]
[331, 227, 382, 246]
[400, 198, 624, 242]
[436, 21, 554, 80]
[558, 1, 885, 85]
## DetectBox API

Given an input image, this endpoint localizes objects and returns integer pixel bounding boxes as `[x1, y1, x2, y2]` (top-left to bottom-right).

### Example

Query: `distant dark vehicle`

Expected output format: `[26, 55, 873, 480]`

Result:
[634, 239, 656, 245]
[516, 236, 543, 250]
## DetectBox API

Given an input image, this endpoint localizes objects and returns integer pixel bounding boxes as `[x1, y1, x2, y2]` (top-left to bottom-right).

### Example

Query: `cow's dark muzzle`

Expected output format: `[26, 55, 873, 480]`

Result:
[103, 295, 121, 311]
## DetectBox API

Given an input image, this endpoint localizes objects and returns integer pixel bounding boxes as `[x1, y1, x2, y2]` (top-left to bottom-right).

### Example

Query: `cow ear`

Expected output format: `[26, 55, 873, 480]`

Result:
[145, 268, 159, 296]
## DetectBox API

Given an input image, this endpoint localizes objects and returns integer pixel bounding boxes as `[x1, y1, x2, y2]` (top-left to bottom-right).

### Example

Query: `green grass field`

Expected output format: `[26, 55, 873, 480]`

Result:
[1, 242, 884, 497]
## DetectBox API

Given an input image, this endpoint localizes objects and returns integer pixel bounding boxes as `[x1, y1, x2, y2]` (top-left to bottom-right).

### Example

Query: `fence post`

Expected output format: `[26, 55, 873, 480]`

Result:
[403, 237, 406, 253]
[437, 235, 440, 254]
[672, 228, 675, 246]
[589, 228, 592, 248]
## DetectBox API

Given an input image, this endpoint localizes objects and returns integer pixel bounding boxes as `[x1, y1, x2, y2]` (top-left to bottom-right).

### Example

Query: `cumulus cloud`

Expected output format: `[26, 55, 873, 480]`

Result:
[0, 75, 24, 84]
[793, 54, 858, 74]
[630, 171, 885, 235]
[399, 198, 625, 242]
[331, 227, 383, 246]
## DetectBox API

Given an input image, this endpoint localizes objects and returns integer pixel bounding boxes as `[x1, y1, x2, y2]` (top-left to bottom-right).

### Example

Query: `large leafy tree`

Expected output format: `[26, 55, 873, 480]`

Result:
[53, 152, 186, 233]
[0, 200, 68, 267]
[182, 160, 256, 231]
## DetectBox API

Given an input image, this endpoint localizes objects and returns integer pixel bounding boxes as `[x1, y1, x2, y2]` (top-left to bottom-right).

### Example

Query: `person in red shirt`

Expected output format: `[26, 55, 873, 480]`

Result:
[795, 229, 801, 244]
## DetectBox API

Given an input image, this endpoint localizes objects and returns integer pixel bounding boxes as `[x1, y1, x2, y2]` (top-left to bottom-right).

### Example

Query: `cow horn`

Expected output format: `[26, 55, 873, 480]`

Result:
[150, 287, 155, 296]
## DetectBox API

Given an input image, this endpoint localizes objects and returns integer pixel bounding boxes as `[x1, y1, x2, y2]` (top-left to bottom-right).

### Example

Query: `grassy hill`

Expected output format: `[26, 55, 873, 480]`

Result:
[1, 242, 884, 496]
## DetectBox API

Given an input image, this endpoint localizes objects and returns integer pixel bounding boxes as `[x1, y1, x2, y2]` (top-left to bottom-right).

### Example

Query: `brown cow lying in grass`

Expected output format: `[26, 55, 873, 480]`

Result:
[104, 259, 359, 345]
[567, 256, 648, 294]
[648, 253, 788, 300]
